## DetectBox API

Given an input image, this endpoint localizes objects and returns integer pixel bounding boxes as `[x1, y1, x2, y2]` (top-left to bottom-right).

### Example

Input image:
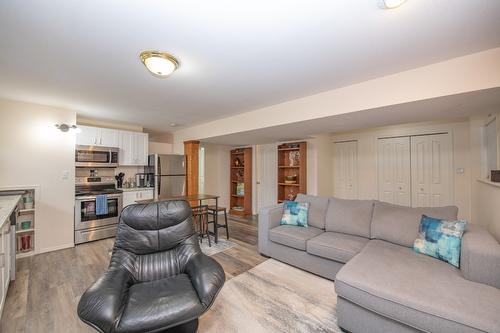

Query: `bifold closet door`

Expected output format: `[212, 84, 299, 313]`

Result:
[334, 141, 358, 199]
[377, 137, 411, 206]
[410, 134, 452, 207]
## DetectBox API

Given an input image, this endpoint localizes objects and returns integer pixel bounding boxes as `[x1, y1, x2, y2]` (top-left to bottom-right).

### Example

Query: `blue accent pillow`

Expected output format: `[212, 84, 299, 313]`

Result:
[280, 200, 309, 227]
[413, 215, 467, 268]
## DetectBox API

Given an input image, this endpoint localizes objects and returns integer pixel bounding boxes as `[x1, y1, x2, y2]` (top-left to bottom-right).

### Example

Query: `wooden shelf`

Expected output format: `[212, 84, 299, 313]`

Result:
[230, 147, 252, 216]
[278, 147, 300, 151]
[277, 142, 307, 203]
[16, 228, 35, 234]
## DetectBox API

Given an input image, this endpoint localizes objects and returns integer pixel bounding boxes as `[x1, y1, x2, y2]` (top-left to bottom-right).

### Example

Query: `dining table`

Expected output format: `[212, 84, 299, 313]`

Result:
[136, 193, 221, 243]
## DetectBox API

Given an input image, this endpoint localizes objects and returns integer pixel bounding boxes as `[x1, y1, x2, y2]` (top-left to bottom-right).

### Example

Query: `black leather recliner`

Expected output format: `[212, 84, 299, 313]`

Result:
[77, 200, 225, 333]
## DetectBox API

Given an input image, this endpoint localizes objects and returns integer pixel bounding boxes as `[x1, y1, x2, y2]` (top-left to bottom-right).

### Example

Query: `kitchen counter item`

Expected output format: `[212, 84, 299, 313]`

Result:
[0, 195, 22, 229]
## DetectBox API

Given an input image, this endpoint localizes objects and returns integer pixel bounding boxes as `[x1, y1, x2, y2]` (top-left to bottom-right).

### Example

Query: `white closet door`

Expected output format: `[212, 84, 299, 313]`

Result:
[411, 134, 452, 207]
[256, 143, 277, 210]
[334, 141, 358, 199]
[377, 137, 411, 206]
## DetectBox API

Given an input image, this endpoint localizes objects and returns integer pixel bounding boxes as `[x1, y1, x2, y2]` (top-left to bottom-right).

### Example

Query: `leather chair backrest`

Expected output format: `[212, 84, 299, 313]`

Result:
[115, 200, 196, 255]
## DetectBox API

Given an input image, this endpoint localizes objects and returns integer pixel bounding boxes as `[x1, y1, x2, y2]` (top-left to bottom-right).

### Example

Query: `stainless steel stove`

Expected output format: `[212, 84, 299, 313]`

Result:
[75, 176, 123, 244]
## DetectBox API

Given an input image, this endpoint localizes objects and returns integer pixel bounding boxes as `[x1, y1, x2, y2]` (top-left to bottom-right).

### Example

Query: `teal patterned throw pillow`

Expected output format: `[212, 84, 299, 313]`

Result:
[280, 200, 309, 227]
[413, 215, 467, 268]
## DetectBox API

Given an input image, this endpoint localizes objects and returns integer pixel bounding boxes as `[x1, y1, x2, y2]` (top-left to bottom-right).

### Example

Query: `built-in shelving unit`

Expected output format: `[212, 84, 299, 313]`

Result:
[229, 148, 252, 216]
[277, 142, 307, 203]
[16, 188, 36, 258]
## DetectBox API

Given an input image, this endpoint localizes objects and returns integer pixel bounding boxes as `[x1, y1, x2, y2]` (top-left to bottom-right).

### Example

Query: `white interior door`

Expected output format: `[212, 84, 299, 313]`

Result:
[377, 137, 411, 206]
[334, 141, 358, 199]
[256, 143, 277, 211]
[411, 133, 452, 207]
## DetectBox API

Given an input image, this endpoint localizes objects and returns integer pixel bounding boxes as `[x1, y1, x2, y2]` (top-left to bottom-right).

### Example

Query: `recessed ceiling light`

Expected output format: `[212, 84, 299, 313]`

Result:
[378, 0, 407, 9]
[140, 51, 179, 78]
[169, 123, 177, 127]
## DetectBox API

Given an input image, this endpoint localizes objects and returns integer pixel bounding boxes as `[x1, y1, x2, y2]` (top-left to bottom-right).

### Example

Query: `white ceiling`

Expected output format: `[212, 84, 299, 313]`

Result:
[202, 87, 500, 145]
[1, 0, 500, 131]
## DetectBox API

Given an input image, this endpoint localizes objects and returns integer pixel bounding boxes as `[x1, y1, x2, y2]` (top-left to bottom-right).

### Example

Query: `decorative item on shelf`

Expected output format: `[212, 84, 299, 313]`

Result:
[236, 182, 245, 196]
[288, 143, 300, 149]
[21, 220, 32, 230]
[284, 175, 297, 184]
[232, 206, 244, 211]
[23, 195, 33, 209]
[491, 170, 500, 182]
[234, 157, 242, 167]
[236, 170, 244, 182]
[288, 151, 300, 167]
[287, 188, 296, 201]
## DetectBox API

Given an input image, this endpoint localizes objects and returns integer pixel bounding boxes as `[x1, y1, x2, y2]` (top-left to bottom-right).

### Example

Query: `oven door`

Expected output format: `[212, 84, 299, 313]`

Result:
[75, 194, 123, 231]
[75, 145, 118, 167]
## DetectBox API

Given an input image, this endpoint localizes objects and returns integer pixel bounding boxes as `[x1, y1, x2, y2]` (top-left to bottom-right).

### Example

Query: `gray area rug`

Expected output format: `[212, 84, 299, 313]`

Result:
[200, 236, 237, 256]
[199, 259, 341, 333]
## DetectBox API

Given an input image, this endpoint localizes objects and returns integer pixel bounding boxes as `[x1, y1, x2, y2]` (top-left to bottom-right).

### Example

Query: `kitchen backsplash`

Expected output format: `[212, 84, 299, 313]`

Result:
[76, 166, 144, 182]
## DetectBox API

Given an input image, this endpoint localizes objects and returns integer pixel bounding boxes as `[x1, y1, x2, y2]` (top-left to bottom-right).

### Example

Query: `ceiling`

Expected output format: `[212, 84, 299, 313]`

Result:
[202, 87, 500, 145]
[1, 1, 500, 131]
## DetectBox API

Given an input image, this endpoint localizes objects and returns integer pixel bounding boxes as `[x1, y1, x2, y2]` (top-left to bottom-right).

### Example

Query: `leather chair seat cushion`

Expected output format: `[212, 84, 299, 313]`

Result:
[335, 240, 500, 333]
[307, 232, 369, 263]
[269, 225, 323, 250]
[116, 274, 203, 333]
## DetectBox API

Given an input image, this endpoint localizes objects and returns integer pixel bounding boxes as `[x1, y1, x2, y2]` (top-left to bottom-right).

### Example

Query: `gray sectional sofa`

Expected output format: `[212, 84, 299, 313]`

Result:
[258, 194, 500, 333]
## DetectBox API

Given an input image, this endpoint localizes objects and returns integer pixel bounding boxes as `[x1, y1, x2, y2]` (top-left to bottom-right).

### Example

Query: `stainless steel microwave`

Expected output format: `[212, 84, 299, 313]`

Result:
[75, 145, 119, 168]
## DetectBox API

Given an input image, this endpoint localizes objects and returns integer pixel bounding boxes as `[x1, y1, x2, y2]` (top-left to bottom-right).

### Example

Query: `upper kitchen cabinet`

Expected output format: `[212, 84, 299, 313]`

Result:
[76, 125, 119, 147]
[118, 130, 149, 166]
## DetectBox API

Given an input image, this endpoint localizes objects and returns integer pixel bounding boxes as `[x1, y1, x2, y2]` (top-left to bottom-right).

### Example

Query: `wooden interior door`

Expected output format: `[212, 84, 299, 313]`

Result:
[377, 137, 411, 206]
[411, 133, 452, 207]
[334, 141, 358, 199]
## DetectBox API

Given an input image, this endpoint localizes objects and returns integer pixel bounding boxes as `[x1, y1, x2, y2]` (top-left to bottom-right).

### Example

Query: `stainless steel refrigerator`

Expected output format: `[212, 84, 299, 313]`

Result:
[148, 154, 186, 199]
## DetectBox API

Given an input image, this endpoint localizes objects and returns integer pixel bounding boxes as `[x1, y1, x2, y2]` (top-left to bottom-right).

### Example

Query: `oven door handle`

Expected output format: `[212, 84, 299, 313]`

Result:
[76, 194, 123, 201]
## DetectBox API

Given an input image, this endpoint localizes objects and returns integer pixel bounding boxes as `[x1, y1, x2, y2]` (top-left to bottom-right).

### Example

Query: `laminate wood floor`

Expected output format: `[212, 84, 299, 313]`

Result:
[1, 216, 265, 333]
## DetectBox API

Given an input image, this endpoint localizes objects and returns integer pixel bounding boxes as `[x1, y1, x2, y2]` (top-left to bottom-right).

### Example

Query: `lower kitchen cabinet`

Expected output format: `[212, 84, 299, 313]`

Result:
[122, 189, 154, 207]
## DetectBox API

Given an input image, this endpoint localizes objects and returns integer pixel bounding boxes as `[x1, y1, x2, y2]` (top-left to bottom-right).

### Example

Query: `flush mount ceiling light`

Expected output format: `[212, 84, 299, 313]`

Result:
[140, 51, 179, 78]
[55, 123, 81, 133]
[378, 0, 407, 9]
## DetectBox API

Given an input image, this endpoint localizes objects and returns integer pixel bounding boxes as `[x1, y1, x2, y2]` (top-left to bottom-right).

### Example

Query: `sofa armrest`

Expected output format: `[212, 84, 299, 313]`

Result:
[258, 203, 283, 256]
[460, 224, 500, 289]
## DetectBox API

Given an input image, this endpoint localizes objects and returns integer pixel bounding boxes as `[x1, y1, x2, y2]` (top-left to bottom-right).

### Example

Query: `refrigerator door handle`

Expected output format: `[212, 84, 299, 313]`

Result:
[157, 176, 161, 197]
[157, 156, 161, 176]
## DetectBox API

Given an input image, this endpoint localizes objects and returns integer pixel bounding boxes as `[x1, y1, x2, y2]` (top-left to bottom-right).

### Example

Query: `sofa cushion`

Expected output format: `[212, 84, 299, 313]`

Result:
[307, 232, 369, 263]
[335, 240, 500, 333]
[371, 202, 458, 247]
[325, 198, 374, 238]
[269, 225, 323, 251]
[295, 194, 329, 229]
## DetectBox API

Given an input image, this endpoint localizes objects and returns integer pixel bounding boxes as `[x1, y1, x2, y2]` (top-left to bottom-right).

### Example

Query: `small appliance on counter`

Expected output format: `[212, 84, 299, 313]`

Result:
[135, 173, 151, 188]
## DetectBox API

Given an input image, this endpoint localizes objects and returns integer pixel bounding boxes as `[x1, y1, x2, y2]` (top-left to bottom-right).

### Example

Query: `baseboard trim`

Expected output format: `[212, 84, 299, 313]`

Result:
[37, 243, 74, 254]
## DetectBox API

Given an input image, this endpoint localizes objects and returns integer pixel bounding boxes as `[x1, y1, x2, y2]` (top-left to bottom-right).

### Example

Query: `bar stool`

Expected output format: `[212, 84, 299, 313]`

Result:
[192, 205, 211, 247]
[207, 205, 229, 243]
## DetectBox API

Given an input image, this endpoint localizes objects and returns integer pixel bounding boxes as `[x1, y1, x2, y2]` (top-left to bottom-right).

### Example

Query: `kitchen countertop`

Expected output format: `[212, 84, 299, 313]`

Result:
[0, 195, 22, 229]
[120, 187, 155, 192]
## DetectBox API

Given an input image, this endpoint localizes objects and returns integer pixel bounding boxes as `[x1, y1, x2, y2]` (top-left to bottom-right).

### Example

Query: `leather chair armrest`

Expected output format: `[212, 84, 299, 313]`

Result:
[77, 266, 134, 333]
[185, 254, 225, 309]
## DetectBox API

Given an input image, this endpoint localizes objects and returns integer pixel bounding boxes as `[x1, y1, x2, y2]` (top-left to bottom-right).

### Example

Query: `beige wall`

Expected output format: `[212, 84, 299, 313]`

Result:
[0, 99, 76, 253]
[331, 119, 472, 221]
[202, 143, 231, 209]
[149, 142, 173, 155]
[469, 115, 500, 240]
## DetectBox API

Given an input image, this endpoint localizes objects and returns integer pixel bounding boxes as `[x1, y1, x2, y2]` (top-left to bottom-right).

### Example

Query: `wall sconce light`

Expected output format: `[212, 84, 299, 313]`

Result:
[55, 123, 81, 133]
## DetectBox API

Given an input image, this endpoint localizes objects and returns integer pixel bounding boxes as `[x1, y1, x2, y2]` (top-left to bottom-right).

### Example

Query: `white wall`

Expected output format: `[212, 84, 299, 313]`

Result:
[202, 143, 231, 209]
[0, 99, 76, 253]
[331, 119, 472, 221]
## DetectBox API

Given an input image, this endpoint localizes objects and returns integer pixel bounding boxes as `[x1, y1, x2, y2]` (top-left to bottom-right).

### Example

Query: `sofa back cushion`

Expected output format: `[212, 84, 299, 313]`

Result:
[295, 194, 329, 229]
[371, 202, 458, 247]
[325, 198, 374, 238]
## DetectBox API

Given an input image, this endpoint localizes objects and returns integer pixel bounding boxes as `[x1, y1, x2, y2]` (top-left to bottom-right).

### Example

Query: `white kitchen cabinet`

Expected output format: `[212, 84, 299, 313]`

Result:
[122, 189, 154, 207]
[118, 130, 149, 166]
[76, 125, 119, 147]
